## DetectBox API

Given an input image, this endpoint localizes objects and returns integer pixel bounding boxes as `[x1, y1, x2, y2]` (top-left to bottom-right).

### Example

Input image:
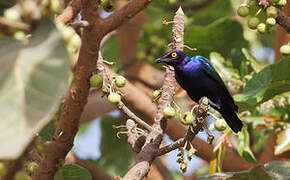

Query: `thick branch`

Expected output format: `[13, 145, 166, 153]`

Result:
[55, 0, 82, 24]
[31, 1, 102, 179]
[103, 0, 151, 34]
[122, 8, 183, 180]
[276, 9, 290, 33]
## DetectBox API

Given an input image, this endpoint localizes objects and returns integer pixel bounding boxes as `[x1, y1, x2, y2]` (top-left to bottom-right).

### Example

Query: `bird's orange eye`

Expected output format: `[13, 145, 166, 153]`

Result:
[171, 52, 177, 58]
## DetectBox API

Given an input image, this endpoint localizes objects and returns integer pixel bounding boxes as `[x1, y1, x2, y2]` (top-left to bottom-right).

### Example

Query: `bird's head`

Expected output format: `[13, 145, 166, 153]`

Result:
[155, 50, 187, 67]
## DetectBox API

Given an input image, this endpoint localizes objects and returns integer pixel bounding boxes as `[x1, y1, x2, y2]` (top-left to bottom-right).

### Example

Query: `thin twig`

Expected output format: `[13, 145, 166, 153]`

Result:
[0, 17, 30, 31]
[55, 0, 82, 24]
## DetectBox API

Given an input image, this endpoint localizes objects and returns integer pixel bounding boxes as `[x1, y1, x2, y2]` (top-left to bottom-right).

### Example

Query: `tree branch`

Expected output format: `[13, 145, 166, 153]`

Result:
[102, 0, 152, 34]
[122, 7, 183, 180]
[31, 1, 102, 179]
[276, 8, 290, 33]
[55, 0, 83, 24]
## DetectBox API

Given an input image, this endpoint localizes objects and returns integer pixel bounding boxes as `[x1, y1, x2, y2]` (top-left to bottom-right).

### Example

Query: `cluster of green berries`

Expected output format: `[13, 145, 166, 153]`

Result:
[90, 74, 126, 105]
[237, 0, 287, 33]
[56, 23, 81, 54]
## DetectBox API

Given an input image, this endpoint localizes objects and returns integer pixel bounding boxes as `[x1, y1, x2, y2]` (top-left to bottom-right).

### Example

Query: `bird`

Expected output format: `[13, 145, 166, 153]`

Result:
[155, 50, 243, 133]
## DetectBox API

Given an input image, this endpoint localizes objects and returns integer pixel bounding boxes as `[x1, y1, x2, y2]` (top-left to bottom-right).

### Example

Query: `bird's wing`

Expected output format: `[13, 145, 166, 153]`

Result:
[197, 56, 238, 111]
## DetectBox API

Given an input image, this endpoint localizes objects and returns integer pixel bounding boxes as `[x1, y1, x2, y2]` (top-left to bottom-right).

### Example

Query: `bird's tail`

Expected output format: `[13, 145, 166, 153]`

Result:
[221, 109, 243, 133]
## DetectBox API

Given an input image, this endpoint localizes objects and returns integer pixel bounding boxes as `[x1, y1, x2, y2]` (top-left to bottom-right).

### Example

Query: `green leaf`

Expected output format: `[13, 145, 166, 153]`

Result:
[91, 116, 134, 176]
[241, 48, 262, 73]
[0, 19, 70, 159]
[274, 129, 290, 155]
[237, 126, 256, 163]
[234, 57, 290, 110]
[184, 17, 248, 59]
[54, 164, 92, 180]
[198, 161, 289, 180]
[264, 161, 290, 180]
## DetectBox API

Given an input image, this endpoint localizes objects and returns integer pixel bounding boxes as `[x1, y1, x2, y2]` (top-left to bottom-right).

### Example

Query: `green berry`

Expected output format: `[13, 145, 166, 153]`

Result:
[0, 163, 7, 177]
[115, 76, 126, 88]
[4, 8, 21, 22]
[280, 44, 290, 55]
[15, 171, 29, 180]
[179, 112, 194, 125]
[103, 0, 114, 12]
[257, 23, 266, 33]
[248, 17, 260, 29]
[214, 119, 227, 131]
[90, 74, 103, 88]
[27, 162, 38, 174]
[266, 6, 277, 17]
[237, 5, 250, 17]
[277, 0, 287, 6]
[152, 90, 161, 100]
[266, 18, 276, 26]
[14, 31, 27, 41]
[108, 92, 121, 105]
[69, 34, 81, 50]
[163, 106, 175, 118]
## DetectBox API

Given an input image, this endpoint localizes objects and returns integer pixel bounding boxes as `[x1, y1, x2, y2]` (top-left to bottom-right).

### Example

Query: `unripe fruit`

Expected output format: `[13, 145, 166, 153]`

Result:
[15, 171, 29, 180]
[4, 8, 21, 22]
[61, 27, 75, 42]
[266, 18, 276, 26]
[115, 76, 126, 88]
[152, 90, 161, 100]
[14, 31, 27, 41]
[27, 162, 38, 174]
[163, 106, 175, 118]
[108, 92, 121, 105]
[90, 74, 103, 88]
[179, 112, 194, 125]
[280, 44, 290, 55]
[248, 17, 260, 29]
[277, 0, 287, 6]
[237, 5, 250, 17]
[69, 34, 81, 50]
[266, 6, 277, 17]
[257, 23, 266, 33]
[214, 118, 227, 131]
[103, 0, 114, 12]
[0, 163, 7, 176]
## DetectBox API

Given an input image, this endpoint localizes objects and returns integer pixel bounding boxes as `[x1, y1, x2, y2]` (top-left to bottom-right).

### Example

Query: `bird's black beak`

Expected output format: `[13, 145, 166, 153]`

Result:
[155, 57, 171, 64]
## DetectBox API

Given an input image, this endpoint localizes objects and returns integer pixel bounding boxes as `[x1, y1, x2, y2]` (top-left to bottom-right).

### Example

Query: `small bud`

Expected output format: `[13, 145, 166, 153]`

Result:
[152, 90, 161, 101]
[207, 135, 214, 144]
[179, 112, 194, 125]
[248, 17, 260, 29]
[163, 106, 175, 118]
[27, 162, 38, 174]
[266, 18, 276, 26]
[214, 119, 227, 131]
[280, 44, 290, 55]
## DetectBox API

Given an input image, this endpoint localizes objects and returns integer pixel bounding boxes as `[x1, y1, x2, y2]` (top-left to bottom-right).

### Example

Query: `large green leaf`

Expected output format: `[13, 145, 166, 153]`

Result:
[198, 161, 290, 180]
[91, 116, 134, 176]
[0, 19, 70, 159]
[184, 17, 247, 59]
[237, 126, 256, 163]
[234, 57, 290, 110]
[274, 128, 290, 155]
[54, 164, 92, 180]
